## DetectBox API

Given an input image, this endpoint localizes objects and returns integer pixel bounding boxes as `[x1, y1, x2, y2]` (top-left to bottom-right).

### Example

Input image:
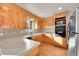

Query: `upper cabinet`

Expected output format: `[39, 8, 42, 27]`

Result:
[0, 4, 42, 29]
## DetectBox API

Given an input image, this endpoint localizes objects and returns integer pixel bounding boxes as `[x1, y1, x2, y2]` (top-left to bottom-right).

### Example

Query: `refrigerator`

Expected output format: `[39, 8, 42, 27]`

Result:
[68, 8, 79, 56]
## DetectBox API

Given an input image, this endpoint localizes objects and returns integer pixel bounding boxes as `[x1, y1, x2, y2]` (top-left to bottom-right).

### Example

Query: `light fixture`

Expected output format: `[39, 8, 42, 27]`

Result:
[41, 13, 44, 16]
[58, 7, 62, 10]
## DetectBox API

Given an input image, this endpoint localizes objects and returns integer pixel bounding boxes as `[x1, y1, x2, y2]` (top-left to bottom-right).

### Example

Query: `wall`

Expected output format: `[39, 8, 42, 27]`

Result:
[0, 3, 42, 29]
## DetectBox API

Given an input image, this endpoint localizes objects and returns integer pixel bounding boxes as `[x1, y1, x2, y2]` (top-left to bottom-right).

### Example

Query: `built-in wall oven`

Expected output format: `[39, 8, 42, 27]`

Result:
[55, 17, 66, 37]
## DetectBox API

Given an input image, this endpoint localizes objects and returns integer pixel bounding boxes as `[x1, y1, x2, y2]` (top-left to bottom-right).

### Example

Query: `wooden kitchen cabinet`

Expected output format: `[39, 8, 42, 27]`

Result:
[0, 4, 42, 29]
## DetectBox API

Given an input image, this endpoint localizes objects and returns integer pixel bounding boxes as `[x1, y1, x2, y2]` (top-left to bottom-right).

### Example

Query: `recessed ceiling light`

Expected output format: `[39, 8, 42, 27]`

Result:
[58, 7, 62, 10]
[41, 13, 44, 16]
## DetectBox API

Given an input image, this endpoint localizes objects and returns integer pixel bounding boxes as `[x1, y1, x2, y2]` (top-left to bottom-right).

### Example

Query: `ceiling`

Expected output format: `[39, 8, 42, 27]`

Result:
[16, 3, 79, 18]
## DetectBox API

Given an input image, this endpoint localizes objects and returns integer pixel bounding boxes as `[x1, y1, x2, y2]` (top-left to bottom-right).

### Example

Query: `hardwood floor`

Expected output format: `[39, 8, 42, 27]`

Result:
[37, 43, 67, 56]
[24, 43, 67, 56]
